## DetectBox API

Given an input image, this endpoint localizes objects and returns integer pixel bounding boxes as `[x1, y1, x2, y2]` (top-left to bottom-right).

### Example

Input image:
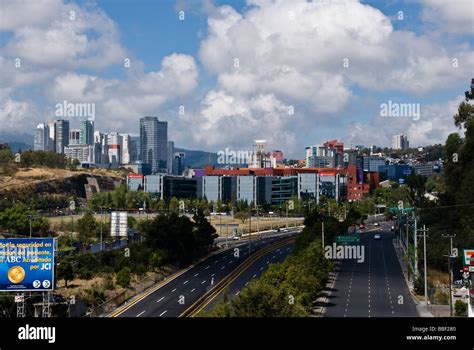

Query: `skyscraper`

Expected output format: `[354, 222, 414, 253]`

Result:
[391, 134, 409, 150]
[55, 119, 69, 154]
[47, 120, 56, 152]
[107, 132, 122, 167]
[167, 140, 174, 174]
[140, 116, 168, 173]
[120, 133, 131, 165]
[80, 120, 94, 145]
[34, 123, 50, 151]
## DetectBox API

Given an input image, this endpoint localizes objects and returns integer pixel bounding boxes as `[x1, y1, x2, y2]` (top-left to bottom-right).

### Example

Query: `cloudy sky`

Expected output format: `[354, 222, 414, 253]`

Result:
[1, 0, 473, 158]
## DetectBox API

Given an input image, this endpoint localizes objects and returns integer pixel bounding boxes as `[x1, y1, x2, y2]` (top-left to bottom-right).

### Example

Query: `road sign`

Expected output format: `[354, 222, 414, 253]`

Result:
[0, 238, 55, 292]
[335, 235, 360, 244]
[463, 249, 474, 265]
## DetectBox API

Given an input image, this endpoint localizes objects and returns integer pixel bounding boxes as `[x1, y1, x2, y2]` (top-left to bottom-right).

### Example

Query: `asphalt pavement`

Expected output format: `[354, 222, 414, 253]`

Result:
[113, 229, 299, 317]
[324, 223, 418, 317]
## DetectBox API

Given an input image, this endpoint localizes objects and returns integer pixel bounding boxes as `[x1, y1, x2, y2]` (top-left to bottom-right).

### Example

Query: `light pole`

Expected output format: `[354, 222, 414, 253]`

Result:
[27, 214, 33, 238]
[417, 225, 429, 305]
[442, 233, 456, 317]
[100, 206, 103, 251]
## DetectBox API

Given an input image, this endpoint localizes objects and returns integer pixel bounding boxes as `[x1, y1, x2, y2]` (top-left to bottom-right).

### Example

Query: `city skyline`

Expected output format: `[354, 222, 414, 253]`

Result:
[1, 0, 473, 158]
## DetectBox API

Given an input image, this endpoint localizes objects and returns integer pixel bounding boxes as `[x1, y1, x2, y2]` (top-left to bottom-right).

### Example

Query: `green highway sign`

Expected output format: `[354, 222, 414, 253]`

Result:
[335, 235, 360, 244]
[389, 207, 414, 213]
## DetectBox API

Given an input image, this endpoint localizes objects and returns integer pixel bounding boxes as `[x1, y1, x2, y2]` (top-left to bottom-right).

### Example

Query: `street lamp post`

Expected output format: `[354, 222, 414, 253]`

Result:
[28, 215, 33, 238]
[417, 225, 429, 305]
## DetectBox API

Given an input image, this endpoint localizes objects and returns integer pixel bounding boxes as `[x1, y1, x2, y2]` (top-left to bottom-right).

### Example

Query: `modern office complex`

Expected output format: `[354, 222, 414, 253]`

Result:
[80, 120, 94, 145]
[54, 119, 70, 154]
[391, 134, 409, 150]
[33, 123, 50, 151]
[140, 116, 168, 173]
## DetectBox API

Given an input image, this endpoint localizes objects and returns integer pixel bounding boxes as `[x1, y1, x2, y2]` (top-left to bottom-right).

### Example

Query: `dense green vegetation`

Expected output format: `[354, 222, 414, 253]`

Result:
[207, 209, 346, 317]
[56, 208, 218, 285]
[0, 203, 50, 235]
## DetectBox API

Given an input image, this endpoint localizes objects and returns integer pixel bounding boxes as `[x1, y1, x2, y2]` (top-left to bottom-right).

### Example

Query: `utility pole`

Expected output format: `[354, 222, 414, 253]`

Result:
[442, 233, 456, 317]
[417, 225, 429, 305]
[100, 207, 103, 251]
[28, 215, 33, 238]
[321, 221, 325, 250]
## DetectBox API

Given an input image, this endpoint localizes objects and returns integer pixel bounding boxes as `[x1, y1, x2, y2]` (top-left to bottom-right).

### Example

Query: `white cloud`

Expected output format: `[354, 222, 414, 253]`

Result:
[188, 0, 473, 155]
[345, 96, 463, 147]
[45, 54, 199, 131]
[1, 0, 126, 69]
[421, 0, 474, 34]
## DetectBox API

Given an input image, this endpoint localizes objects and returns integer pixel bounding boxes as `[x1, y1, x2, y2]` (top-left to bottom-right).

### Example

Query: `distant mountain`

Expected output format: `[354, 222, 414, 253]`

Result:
[0, 132, 33, 152]
[175, 147, 219, 168]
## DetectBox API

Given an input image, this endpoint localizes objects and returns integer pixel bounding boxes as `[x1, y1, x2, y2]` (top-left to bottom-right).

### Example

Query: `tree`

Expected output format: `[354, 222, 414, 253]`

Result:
[192, 208, 218, 250]
[0, 203, 49, 235]
[77, 211, 98, 243]
[150, 250, 168, 270]
[454, 300, 468, 317]
[58, 258, 75, 288]
[235, 210, 250, 225]
[116, 267, 132, 287]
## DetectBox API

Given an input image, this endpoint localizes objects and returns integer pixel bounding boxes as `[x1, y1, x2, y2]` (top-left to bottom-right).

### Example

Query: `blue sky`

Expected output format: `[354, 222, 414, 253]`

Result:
[1, 0, 473, 157]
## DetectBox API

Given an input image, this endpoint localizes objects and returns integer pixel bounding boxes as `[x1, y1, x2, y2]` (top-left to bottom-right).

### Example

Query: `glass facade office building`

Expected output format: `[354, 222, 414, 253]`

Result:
[140, 116, 168, 173]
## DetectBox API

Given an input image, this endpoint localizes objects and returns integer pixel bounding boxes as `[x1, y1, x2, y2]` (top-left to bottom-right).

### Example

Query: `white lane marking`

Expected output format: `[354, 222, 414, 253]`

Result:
[211, 273, 215, 277]
[245, 282, 249, 286]
[172, 288, 177, 293]
[221, 266, 225, 270]
[201, 280, 206, 284]
[235, 291, 240, 296]
[157, 296, 165, 303]
[183, 280, 188, 285]
[191, 288, 196, 293]
[159, 310, 168, 317]
[253, 274, 257, 278]
[260, 267, 264, 271]
[136, 311, 145, 317]
[205, 266, 210, 270]
[194, 273, 199, 277]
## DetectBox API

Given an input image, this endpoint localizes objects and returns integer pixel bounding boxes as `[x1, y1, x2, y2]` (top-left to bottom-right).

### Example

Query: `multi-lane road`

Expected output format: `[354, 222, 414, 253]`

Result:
[112, 229, 299, 317]
[324, 223, 418, 317]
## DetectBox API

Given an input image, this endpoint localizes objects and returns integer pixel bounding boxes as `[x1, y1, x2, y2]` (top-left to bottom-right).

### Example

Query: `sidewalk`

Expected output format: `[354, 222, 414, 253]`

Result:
[392, 238, 433, 317]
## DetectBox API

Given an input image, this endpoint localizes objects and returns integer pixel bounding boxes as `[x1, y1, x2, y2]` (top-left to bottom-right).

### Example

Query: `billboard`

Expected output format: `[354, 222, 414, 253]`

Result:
[110, 211, 128, 238]
[463, 249, 474, 266]
[0, 238, 55, 292]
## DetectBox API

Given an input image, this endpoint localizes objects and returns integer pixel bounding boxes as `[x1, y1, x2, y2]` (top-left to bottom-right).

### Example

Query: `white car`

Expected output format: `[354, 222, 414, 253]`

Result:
[232, 236, 240, 240]
[374, 222, 380, 226]
[374, 234, 381, 240]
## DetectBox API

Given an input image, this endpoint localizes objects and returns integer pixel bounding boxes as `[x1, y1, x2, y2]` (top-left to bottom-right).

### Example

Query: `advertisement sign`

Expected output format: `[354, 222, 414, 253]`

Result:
[110, 211, 128, 237]
[463, 249, 474, 265]
[0, 238, 55, 292]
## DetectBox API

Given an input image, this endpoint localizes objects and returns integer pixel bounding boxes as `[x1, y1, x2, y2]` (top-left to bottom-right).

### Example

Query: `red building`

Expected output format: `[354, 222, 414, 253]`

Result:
[324, 139, 344, 155]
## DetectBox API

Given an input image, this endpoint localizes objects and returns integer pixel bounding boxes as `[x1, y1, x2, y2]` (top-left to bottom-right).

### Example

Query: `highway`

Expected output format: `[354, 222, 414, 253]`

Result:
[112, 229, 300, 317]
[324, 222, 418, 317]
[201, 242, 294, 312]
